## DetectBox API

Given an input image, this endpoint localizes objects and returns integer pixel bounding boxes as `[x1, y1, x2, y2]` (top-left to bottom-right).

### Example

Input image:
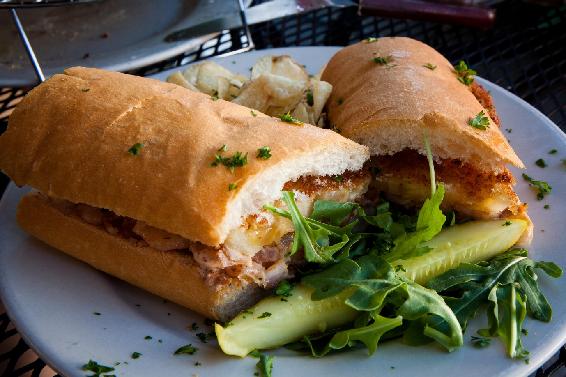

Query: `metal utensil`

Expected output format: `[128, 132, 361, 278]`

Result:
[164, 0, 355, 43]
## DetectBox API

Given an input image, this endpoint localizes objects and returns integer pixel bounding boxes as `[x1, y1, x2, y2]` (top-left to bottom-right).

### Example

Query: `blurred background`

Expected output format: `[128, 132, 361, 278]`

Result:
[1, 0, 565, 375]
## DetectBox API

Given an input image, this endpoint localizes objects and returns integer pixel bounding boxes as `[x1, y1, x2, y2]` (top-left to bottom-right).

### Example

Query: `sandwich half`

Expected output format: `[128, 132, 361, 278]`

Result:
[0, 67, 370, 321]
[321, 37, 531, 243]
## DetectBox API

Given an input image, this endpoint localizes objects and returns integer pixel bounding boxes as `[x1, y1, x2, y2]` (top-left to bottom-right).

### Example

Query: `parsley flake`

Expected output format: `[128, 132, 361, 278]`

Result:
[275, 280, 294, 297]
[194, 361, 202, 366]
[503, 221, 512, 226]
[144, 335, 152, 340]
[548, 149, 557, 154]
[174, 344, 198, 355]
[535, 159, 547, 168]
[423, 63, 437, 70]
[454, 60, 476, 85]
[279, 112, 302, 125]
[251, 109, 258, 117]
[306, 89, 314, 106]
[93, 312, 101, 316]
[81, 88, 90, 92]
[257, 146, 272, 160]
[211, 91, 219, 101]
[218, 144, 227, 152]
[211, 149, 248, 172]
[544, 204, 550, 209]
[228, 183, 238, 191]
[81, 360, 115, 376]
[196, 332, 210, 343]
[372, 55, 393, 65]
[337, 97, 344, 105]
[131, 352, 142, 359]
[505, 128, 512, 133]
[471, 335, 491, 348]
[127, 143, 144, 156]
[257, 312, 272, 319]
[365, 37, 378, 43]
[468, 110, 490, 130]
[522, 173, 552, 200]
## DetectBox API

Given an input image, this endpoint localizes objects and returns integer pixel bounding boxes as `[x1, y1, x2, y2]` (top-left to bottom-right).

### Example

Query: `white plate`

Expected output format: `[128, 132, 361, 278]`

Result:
[0, 0, 244, 87]
[1, 47, 565, 377]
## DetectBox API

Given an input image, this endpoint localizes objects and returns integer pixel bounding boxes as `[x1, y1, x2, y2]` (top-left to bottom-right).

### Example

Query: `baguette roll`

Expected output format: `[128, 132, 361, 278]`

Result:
[322, 37, 531, 243]
[0, 67, 371, 320]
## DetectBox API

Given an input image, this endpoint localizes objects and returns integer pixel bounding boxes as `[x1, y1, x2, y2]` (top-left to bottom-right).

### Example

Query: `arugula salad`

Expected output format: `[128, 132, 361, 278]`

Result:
[215, 148, 562, 375]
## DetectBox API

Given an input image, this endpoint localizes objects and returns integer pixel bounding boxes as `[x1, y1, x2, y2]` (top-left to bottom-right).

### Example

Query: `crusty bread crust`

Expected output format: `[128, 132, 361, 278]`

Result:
[17, 193, 266, 321]
[0, 67, 369, 246]
[321, 37, 523, 171]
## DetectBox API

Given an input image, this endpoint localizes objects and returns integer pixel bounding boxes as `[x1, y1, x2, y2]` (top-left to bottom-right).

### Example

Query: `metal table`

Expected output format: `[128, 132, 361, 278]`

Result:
[0, 0, 565, 375]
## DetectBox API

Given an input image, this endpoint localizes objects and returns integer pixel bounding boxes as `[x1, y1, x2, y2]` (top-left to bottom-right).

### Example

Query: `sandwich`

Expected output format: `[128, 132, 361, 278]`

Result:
[0, 67, 370, 321]
[321, 37, 531, 243]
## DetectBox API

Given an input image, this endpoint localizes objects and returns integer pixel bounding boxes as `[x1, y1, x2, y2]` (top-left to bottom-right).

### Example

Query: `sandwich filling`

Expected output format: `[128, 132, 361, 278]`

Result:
[369, 149, 522, 219]
[45, 170, 370, 290]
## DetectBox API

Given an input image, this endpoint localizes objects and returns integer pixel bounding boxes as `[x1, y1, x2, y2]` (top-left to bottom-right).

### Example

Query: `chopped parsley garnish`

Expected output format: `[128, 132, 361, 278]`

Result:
[333, 175, 344, 183]
[306, 89, 314, 106]
[503, 220, 511, 226]
[81, 360, 115, 376]
[522, 173, 552, 200]
[158, 339, 163, 343]
[471, 335, 491, 348]
[522, 328, 529, 336]
[275, 280, 294, 297]
[131, 352, 142, 359]
[251, 109, 258, 117]
[228, 183, 238, 191]
[395, 264, 406, 272]
[211, 148, 248, 172]
[279, 112, 302, 125]
[194, 361, 202, 366]
[454, 60, 476, 85]
[255, 353, 274, 377]
[337, 97, 344, 105]
[468, 110, 490, 130]
[423, 63, 437, 70]
[372, 55, 393, 65]
[93, 312, 101, 316]
[144, 335, 152, 340]
[211, 91, 219, 101]
[218, 144, 227, 152]
[196, 332, 210, 343]
[257, 146, 272, 160]
[544, 204, 550, 209]
[81, 88, 90, 92]
[257, 312, 272, 319]
[365, 37, 378, 43]
[174, 344, 198, 355]
[535, 159, 547, 168]
[549, 149, 557, 154]
[127, 143, 144, 156]
[505, 128, 512, 133]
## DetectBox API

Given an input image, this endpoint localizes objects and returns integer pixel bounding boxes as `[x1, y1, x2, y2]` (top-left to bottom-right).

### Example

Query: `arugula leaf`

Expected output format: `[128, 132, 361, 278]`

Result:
[427, 249, 562, 359]
[264, 191, 352, 263]
[302, 254, 463, 352]
[325, 315, 403, 355]
[255, 353, 274, 377]
[477, 283, 529, 360]
[310, 200, 361, 226]
[385, 184, 446, 262]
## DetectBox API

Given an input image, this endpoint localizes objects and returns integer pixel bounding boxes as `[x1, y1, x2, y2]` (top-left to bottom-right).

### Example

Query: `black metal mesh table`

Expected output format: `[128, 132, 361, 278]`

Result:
[1, 0, 565, 375]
